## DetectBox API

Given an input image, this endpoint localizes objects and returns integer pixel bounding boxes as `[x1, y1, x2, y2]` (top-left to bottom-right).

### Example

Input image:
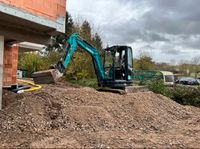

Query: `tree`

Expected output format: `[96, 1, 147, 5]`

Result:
[65, 12, 74, 36]
[92, 32, 103, 56]
[134, 55, 155, 70]
[46, 12, 74, 53]
[80, 20, 92, 42]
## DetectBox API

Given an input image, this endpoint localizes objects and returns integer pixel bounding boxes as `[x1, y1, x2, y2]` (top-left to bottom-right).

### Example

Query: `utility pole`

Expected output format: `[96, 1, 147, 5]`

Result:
[0, 36, 4, 110]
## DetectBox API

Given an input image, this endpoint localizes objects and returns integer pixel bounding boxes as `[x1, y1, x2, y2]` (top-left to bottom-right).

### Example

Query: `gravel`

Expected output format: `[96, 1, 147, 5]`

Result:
[0, 83, 200, 148]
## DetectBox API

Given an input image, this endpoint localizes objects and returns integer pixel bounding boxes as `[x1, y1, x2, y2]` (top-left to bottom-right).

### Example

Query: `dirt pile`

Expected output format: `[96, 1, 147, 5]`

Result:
[2, 90, 23, 108]
[0, 83, 200, 148]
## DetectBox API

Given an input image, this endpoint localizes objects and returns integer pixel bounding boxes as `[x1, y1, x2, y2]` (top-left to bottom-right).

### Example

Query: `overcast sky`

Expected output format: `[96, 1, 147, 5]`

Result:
[67, 0, 200, 64]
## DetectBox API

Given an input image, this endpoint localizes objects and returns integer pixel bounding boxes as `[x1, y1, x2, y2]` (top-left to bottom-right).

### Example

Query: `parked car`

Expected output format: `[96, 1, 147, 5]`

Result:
[175, 77, 199, 85]
[160, 71, 175, 85]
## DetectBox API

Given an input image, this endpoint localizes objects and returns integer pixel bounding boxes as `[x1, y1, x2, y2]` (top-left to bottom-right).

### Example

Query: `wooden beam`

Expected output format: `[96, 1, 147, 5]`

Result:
[0, 36, 4, 110]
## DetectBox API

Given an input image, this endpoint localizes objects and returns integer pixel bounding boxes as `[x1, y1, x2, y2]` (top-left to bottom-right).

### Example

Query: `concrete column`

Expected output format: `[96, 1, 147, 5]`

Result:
[0, 36, 4, 110]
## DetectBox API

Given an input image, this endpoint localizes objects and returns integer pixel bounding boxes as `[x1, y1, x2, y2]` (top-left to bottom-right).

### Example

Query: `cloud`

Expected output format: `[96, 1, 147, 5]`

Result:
[67, 0, 200, 63]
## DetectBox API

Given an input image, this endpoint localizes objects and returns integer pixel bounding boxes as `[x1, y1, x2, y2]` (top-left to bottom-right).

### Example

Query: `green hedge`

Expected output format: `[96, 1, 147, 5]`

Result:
[147, 80, 200, 108]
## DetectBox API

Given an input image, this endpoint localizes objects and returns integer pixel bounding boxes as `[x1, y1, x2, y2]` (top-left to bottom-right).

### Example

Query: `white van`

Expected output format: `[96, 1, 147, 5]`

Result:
[160, 71, 175, 85]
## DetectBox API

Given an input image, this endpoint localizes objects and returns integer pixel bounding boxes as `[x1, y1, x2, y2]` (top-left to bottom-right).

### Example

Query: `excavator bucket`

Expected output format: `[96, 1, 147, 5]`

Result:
[32, 69, 62, 84]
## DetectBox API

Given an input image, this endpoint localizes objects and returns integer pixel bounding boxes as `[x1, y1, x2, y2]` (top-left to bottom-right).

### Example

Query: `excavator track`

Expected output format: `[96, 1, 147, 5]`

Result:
[97, 86, 149, 94]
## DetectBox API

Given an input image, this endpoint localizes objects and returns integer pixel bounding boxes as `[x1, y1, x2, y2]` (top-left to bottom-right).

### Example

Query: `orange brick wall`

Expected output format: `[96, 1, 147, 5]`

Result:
[0, 0, 66, 21]
[3, 45, 18, 86]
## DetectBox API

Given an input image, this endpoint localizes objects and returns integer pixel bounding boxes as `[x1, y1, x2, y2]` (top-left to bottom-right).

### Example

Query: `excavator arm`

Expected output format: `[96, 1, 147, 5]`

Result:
[55, 33, 105, 81]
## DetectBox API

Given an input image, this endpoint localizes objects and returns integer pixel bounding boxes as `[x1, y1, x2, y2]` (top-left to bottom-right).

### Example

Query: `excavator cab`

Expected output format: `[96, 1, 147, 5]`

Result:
[101, 46, 133, 89]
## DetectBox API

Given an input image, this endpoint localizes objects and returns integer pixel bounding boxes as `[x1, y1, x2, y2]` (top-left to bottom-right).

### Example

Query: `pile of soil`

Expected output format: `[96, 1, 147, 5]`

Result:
[0, 83, 200, 148]
[2, 90, 23, 108]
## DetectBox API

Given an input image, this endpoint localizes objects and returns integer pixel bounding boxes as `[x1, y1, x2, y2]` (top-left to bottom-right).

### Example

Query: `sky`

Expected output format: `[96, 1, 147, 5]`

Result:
[67, 0, 200, 64]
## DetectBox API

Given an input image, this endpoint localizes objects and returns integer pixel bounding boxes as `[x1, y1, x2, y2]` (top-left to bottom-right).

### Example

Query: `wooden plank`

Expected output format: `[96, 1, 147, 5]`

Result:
[0, 36, 4, 110]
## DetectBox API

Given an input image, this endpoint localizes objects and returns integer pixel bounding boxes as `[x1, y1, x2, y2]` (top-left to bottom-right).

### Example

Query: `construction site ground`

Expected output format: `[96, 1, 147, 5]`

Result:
[1, 82, 200, 148]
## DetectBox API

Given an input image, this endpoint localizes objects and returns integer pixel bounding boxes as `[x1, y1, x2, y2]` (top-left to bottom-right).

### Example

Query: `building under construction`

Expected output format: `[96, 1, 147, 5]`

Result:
[0, 0, 66, 109]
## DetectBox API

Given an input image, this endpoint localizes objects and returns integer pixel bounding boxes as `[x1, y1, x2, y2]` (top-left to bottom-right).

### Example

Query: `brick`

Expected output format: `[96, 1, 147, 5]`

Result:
[0, 0, 66, 21]
[3, 45, 19, 86]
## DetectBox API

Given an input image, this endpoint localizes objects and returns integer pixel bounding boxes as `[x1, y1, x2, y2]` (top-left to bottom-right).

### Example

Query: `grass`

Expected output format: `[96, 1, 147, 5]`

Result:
[67, 78, 98, 88]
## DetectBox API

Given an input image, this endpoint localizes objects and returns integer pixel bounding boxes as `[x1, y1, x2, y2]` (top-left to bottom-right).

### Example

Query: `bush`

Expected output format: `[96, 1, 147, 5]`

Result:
[41, 51, 62, 70]
[171, 86, 200, 107]
[18, 53, 43, 77]
[147, 79, 165, 94]
[65, 52, 95, 80]
[147, 79, 200, 108]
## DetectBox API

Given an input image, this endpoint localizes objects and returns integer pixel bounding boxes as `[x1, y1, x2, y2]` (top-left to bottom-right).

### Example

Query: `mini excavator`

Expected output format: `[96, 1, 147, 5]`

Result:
[33, 33, 135, 92]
